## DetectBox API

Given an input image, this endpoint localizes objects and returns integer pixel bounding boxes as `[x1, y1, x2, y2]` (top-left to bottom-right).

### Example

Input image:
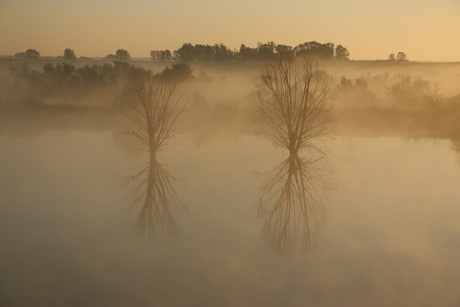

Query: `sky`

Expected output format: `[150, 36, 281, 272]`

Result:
[0, 0, 459, 61]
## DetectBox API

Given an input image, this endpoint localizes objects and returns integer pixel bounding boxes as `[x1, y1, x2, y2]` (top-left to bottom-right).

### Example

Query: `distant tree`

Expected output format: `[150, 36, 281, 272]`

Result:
[113, 60, 131, 72]
[339, 76, 352, 88]
[397, 52, 407, 61]
[239, 44, 257, 61]
[212, 43, 233, 62]
[150, 49, 173, 61]
[335, 45, 349, 60]
[15, 49, 40, 59]
[55, 62, 76, 75]
[103, 54, 118, 60]
[25, 49, 40, 59]
[335, 76, 375, 106]
[390, 74, 430, 105]
[176, 43, 195, 62]
[43, 63, 55, 74]
[14, 52, 26, 59]
[294, 41, 334, 60]
[161, 50, 173, 61]
[194, 44, 213, 61]
[275, 44, 294, 58]
[63, 48, 76, 60]
[257, 41, 276, 59]
[159, 62, 194, 82]
[388, 53, 396, 61]
[116, 49, 131, 61]
[150, 50, 159, 61]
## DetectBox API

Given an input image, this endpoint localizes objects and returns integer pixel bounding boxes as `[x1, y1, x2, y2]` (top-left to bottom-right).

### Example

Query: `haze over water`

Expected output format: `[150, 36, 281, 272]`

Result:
[1, 1, 460, 306]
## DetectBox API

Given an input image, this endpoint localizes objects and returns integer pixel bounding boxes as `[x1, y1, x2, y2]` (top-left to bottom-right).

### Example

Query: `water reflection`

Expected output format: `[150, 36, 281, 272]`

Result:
[451, 138, 460, 166]
[256, 56, 333, 252]
[259, 151, 331, 252]
[126, 151, 183, 236]
[122, 74, 185, 237]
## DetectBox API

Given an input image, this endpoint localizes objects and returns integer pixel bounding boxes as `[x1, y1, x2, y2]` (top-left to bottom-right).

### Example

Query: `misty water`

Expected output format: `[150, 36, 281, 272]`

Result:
[2, 57, 460, 306]
[2, 129, 460, 306]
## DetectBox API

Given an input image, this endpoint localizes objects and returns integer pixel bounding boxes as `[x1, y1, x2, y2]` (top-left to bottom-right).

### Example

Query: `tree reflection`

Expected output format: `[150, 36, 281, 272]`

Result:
[451, 138, 460, 167]
[123, 73, 185, 237]
[256, 56, 333, 252]
[259, 151, 331, 252]
[126, 152, 183, 237]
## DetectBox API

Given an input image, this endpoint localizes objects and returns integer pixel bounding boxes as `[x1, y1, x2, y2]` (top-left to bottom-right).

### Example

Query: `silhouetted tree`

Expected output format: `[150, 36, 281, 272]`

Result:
[176, 43, 195, 62]
[388, 53, 396, 61]
[174, 43, 235, 62]
[15, 49, 40, 59]
[116, 49, 131, 61]
[258, 41, 276, 59]
[159, 62, 194, 82]
[103, 54, 118, 60]
[124, 74, 185, 151]
[397, 52, 407, 61]
[239, 44, 257, 61]
[63, 48, 76, 61]
[150, 49, 173, 61]
[212, 43, 234, 62]
[335, 45, 349, 60]
[166, 40, 349, 63]
[294, 42, 334, 60]
[162, 50, 173, 61]
[275, 44, 295, 58]
[256, 55, 332, 155]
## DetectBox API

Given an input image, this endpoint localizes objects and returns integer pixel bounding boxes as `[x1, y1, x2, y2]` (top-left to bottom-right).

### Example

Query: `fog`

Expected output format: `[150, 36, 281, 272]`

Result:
[2, 56, 460, 306]
[2, 58, 460, 141]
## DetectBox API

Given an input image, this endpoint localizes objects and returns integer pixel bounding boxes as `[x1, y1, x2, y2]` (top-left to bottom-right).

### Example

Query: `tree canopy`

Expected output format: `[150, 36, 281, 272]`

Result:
[151, 40, 350, 62]
[15, 49, 40, 59]
[116, 49, 131, 61]
[63, 48, 76, 60]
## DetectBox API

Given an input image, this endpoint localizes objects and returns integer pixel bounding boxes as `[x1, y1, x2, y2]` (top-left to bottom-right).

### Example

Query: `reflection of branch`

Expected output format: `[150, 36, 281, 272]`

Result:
[451, 138, 460, 166]
[259, 151, 331, 253]
[126, 152, 184, 237]
[256, 56, 333, 252]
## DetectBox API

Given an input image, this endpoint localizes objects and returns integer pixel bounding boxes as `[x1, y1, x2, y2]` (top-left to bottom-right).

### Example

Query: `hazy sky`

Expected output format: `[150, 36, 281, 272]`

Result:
[1, 0, 459, 61]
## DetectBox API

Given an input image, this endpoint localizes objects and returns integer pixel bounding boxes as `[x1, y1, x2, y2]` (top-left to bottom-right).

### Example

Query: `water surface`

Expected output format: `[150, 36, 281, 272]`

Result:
[1, 131, 460, 306]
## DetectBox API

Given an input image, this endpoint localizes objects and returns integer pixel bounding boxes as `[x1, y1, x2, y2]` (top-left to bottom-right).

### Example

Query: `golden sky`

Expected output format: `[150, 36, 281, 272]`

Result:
[1, 0, 459, 61]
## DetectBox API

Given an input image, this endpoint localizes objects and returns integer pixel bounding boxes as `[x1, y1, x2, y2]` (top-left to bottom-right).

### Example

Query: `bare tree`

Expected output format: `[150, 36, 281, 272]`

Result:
[256, 55, 333, 156]
[123, 73, 186, 237]
[256, 55, 334, 252]
[124, 73, 184, 154]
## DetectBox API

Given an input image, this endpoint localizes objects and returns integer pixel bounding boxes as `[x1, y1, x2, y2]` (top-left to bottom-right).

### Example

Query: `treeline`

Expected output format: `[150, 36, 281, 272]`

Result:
[334, 73, 460, 108]
[151, 41, 350, 62]
[10, 41, 350, 62]
[4, 60, 195, 107]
